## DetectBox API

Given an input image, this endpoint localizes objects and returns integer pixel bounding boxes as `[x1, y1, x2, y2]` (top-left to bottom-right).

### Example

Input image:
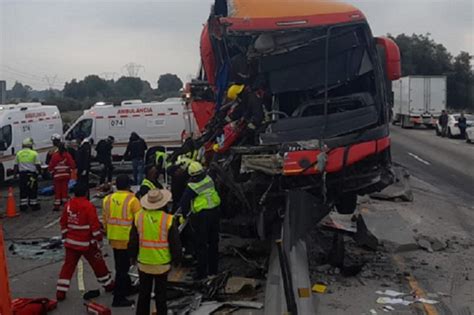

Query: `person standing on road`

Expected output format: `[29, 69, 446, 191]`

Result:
[438, 110, 449, 137]
[103, 175, 141, 307]
[178, 161, 221, 280]
[48, 143, 76, 212]
[56, 183, 114, 301]
[14, 138, 42, 211]
[45, 133, 62, 166]
[136, 166, 163, 200]
[96, 136, 115, 184]
[458, 112, 467, 140]
[124, 132, 147, 185]
[76, 136, 92, 196]
[129, 189, 182, 315]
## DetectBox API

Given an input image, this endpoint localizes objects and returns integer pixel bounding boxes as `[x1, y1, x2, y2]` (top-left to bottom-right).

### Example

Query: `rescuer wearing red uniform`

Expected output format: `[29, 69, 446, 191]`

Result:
[56, 183, 114, 301]
[48, 143, 76, 211]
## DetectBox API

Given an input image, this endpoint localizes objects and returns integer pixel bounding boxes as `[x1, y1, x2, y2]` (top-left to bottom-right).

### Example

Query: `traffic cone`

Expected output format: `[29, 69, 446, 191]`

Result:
[6, 187, 19, 218]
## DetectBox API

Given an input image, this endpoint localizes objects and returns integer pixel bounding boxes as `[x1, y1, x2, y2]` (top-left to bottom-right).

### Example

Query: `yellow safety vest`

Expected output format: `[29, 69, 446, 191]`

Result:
[104, 192, 136, 241]
[16, 148, 40, 173]
[141, 178, 156, 190]
[135, 209, 173, 265]
[187, 175, 221, 213]
[155, 151, 169, 169]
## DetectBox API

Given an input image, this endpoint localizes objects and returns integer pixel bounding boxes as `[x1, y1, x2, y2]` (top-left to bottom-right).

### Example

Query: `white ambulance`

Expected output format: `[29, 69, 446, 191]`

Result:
[0, 103, 63, 184]
[64, 98, 190, 159]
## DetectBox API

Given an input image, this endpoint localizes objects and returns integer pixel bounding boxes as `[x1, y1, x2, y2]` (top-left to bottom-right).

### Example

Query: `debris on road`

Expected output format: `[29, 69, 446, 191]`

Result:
[321, 212, 357, 233]
[375, 289, 407, 297]
[376, 297, 411, 306]
[415, 235, 447, 252]
[370, 166, 413, 202]
[224, 277, 259, 294]
[357, 208, 418, 253]
[312, 282, 328, 294]
[8, 237, 64, 261]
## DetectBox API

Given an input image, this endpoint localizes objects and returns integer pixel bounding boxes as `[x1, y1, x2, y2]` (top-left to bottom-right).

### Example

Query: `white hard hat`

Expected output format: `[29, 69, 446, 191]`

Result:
[51, 134, 62, 141]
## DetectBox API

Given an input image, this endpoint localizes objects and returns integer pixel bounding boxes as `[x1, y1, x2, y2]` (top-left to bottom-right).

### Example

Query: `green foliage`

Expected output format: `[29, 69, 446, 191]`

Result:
[8, 81, 32, 100]
[157, 73, 183, 94]
[390, 33, 473, 110]
[114, 76, 144, 98]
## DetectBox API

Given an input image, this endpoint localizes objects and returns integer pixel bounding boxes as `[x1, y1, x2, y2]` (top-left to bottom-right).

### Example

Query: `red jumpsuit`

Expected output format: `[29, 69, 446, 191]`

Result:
[56, 197, 113, 300]
[48, 151, 76, 211]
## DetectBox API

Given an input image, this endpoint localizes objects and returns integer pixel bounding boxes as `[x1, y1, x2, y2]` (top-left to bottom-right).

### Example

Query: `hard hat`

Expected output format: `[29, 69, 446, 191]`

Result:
[227, 84, 245, 101]
[22, 137, 34, 147]
[188, 161, 204, 176]
[51, 133, 61, 141]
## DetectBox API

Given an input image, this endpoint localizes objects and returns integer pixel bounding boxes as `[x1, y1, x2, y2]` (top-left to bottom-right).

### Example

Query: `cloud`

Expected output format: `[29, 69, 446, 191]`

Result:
[0, 0, 472, 90]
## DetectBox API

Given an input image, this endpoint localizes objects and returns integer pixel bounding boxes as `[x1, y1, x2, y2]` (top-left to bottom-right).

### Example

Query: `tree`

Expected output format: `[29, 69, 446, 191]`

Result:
[390, 33, 452, 76]
[447, 52, 473, 109]
[157, 73, 183, 94]
[114, 77, 144, 98]
[83, 75, 111, 98]
[8, 81, 32, 99]
[63, 79, 86, 100]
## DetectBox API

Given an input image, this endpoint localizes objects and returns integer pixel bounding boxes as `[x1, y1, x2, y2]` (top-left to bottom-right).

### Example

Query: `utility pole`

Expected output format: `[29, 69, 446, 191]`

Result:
[43, 75, 58, 90]
[122, 63, 144, 77]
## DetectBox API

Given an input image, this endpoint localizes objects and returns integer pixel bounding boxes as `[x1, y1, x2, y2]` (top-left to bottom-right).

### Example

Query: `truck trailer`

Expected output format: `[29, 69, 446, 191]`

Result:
[392, 75, 447, 128]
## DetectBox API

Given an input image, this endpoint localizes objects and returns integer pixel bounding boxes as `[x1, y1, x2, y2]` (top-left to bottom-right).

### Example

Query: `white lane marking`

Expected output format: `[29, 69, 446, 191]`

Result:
[43, 217, 61, 229]
[408, 152, 431, 166]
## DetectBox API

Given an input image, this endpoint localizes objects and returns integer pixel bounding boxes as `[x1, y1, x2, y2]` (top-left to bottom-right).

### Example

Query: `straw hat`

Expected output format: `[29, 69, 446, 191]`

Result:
[140, 189, 172, 210]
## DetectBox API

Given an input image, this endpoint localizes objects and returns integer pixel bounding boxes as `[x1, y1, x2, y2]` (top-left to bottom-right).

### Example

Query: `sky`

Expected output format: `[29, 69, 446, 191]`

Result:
[0, 0, 473, 90]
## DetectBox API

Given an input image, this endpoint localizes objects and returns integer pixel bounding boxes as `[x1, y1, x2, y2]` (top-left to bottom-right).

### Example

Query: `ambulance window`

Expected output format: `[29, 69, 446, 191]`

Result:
[0, 125, 12, 150]
[67, 119, 92, 140]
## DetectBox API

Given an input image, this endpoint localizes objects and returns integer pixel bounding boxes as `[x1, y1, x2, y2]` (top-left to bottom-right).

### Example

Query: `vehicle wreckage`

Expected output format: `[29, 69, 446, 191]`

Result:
[173, 0, 402, 239]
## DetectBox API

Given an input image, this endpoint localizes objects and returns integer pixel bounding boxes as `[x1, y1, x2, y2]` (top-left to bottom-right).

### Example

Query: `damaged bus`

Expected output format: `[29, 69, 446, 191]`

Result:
[183, 0, 401, 235]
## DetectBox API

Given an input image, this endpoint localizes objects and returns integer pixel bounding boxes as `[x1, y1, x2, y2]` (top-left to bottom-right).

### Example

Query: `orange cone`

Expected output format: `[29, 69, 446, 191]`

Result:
[6, 187, 19, 218]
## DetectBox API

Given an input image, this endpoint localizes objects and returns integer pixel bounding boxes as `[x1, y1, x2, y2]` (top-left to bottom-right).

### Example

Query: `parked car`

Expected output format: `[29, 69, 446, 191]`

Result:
[466, 126, 474, 143]
[435, 113, 474, 138]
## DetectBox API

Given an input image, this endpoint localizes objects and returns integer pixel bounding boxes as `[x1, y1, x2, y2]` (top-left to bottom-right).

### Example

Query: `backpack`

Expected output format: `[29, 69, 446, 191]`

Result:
[11, 298, 57, 315]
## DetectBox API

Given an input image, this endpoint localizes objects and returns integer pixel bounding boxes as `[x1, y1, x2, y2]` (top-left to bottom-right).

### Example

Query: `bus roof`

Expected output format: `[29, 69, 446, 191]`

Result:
[222, 0, 365, 31]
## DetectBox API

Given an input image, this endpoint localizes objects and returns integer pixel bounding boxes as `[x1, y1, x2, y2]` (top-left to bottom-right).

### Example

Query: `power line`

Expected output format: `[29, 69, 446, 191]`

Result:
[122, 63, 144, 77]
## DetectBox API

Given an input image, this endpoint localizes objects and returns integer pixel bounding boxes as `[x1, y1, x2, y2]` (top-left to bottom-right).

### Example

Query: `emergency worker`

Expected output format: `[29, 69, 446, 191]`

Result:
[56, 183, 114, 301]
[96, 136, 115, 184]
[167, 155, 193, 212]
[129, 189, 182, 315]
[48, 143, 76, 211]
[45, 133, 62, 165]
[179, 162, 221, 279]
[226, 84, 264, 131]
[102, 175, 141, 307]
[153, 147, 168, 176]
[124, 132, 147, 185]
[14, 138, 41, 211]
[136, 166, 163, 200]
[76, 136, 92, 196]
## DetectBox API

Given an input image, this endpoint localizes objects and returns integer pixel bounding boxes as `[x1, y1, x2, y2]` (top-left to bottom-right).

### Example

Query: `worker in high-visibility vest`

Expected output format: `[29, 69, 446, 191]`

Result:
[102, 175, 141, 307]
[14, 138, 42, 211]
[136, 166, 163, 200]
[178, 161, 221, 280]
[129, 189, 182, 315]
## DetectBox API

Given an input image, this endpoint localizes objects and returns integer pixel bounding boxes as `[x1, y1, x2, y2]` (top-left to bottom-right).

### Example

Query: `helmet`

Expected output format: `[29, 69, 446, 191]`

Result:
[22, 137, 34, 147]
[188, 161, 204, 176]
[51, 133, 61, 142]
[227, 84, 245, 101]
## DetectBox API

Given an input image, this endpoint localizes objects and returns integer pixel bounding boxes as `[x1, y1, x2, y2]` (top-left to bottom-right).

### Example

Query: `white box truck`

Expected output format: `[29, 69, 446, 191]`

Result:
[392, 76, 446, 128]
[64, 98, 190, 160]
[0, 103, 63, 184]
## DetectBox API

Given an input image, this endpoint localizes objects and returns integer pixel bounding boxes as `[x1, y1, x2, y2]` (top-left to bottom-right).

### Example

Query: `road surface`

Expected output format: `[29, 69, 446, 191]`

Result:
[390, 126, 474, 203]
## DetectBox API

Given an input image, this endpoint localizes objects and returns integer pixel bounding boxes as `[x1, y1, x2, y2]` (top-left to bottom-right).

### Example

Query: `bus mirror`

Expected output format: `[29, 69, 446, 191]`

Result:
[376, 37, 401, 81]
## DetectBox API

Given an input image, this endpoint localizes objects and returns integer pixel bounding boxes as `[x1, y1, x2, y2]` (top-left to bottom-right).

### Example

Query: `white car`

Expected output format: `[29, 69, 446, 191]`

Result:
[435, 113, 474, 138]
[466, 126, 474, 143]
